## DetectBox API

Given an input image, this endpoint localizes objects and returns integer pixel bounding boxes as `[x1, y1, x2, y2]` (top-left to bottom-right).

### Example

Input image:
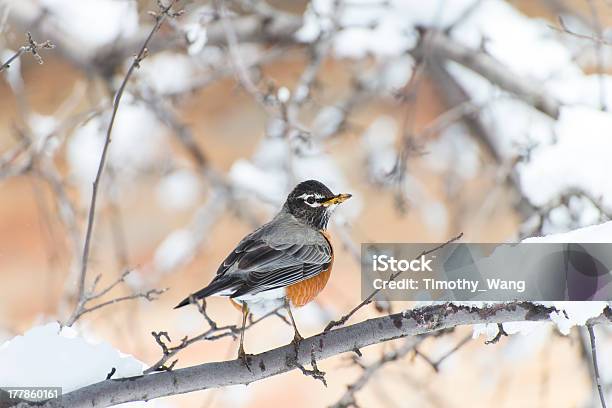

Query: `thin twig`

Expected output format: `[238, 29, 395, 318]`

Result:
[550, 16, 612, 46]
[587, 324, 608, 408]
[145, 302, 287, 374]
[331, 336, 425, 408]
[69, 0, 180, 325]
[77, 288, 167, 318]
[0, 32, 54, 72]
[324, 232, 463, 332]
[67, 269, 167, 325]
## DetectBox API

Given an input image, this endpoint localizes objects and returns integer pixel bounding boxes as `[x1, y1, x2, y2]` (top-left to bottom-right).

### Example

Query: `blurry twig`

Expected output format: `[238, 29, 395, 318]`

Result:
[330, 336, 425, 408]
[584, 0, 604, 110]
[543, 0, 592, 28]
[414, 29, 561, 119]
[550, 15, 612, 46]
[416, 333, 472, 372]
[522, 187, 612, 238]
[215, 0, 266, 102]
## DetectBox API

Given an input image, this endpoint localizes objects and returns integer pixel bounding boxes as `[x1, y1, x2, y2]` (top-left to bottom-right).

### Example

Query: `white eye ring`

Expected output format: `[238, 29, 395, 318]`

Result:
[298, 193, 323, 207]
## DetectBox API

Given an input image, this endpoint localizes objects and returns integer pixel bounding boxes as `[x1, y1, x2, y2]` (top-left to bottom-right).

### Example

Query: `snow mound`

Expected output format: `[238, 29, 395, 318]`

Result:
[0, 322, 144, 393]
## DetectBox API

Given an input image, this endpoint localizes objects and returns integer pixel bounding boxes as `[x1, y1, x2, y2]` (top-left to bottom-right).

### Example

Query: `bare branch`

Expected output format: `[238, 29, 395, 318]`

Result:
[550, 16, 612, 46]
[414, 30, 561, 119]
[69, 0, 180, 325]
[215, 0, 265, 101]
[76, 288, 167, 318]
[40, 302, 611, 408]
[144, 301, 287, 374]
[331, 336, 425, 408]
[66, 269, 167, 325]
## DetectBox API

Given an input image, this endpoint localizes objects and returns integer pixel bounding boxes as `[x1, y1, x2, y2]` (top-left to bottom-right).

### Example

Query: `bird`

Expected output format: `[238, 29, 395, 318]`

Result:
[175, 179, 351, 364]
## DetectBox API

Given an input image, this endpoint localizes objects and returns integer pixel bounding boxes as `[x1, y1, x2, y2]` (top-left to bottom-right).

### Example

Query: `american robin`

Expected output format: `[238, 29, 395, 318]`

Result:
[175, 179, 351, 363]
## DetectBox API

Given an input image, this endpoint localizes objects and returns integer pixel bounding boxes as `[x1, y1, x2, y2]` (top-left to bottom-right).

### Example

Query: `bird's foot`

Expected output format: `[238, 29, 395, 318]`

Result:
[238, 347, 252, 372]
[290, 332, 304, 357]
[292, 332, 304, 346]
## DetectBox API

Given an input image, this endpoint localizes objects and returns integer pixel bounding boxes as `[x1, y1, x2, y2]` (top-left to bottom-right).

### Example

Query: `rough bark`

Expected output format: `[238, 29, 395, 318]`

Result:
[33, 302, 611, 408]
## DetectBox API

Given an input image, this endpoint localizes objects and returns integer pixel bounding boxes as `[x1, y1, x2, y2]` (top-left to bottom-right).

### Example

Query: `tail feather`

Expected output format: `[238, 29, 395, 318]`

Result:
[174, 276, 240, 309]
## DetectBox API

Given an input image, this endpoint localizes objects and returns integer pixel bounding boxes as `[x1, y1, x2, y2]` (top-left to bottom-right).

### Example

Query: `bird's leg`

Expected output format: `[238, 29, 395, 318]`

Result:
[285, 298, 303, 345]
[238, 302, 251, 369]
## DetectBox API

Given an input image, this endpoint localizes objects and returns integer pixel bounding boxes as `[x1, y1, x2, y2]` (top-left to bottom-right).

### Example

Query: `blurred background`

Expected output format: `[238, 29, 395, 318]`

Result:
[2, 0, 612, 407]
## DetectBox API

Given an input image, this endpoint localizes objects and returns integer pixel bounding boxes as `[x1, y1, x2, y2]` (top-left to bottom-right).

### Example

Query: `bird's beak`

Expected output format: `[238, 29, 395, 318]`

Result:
[322, 193, 352, 206]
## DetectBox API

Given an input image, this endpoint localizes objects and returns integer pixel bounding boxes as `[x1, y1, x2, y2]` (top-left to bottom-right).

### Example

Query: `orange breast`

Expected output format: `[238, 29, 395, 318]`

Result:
[286, 230, 334, 307]
[286, 268, 332, 307]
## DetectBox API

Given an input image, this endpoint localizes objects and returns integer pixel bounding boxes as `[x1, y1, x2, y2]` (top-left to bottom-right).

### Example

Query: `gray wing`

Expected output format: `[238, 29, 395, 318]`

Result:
[216, 222, 332, 297]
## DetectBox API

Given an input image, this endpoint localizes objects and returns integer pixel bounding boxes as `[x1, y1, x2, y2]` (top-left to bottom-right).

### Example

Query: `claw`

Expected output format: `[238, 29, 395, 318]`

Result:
[238, 347, 252, 371]
[292, 332, 304, 345]
[290, 331, 303, 358]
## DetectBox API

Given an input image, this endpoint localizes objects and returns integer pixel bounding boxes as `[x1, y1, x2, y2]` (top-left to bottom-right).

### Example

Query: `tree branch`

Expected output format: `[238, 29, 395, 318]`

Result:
[68, 0, 180, 325]
[413, 29, 561, 119]
[38, 302, 609, 408]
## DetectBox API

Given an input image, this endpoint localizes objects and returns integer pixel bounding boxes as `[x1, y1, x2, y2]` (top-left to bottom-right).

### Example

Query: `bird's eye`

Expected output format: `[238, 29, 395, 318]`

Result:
[306, 196, 316, 204]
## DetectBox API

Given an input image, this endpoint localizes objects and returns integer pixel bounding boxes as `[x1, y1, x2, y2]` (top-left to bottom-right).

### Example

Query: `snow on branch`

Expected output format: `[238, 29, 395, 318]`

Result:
[3, 0, 612, 407]
[413, 29, 561, 119]
[36, 302, 612, 408]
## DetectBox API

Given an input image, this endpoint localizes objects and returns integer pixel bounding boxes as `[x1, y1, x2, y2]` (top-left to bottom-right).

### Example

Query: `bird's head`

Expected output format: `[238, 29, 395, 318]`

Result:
[284, 180, 352, 230]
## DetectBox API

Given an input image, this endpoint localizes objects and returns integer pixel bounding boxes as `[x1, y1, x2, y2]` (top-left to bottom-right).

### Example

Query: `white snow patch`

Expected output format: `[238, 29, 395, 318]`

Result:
[297, 0, 480, 58]
[184, 23, 208, 56]
[156, 169, 202, 211]
[67, 100, 166, 199]
[312, 106, 345, 139]
[472, 222, 612, 338]
[422, 201, 448, 234]
[523, 220, 612, 243]
[424, 124, 480, 180]
[229, 158, 288, 204]
[40, 0, 138, 51]
[361, 116, 398, 184]
[277, 86, 291, 104]
[518, 107, 612, 210]
[0, 323, 144, 393]
[139, 53, 198, 94]
[153, 229, 196, 273]
[548, 302, 608, 335]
